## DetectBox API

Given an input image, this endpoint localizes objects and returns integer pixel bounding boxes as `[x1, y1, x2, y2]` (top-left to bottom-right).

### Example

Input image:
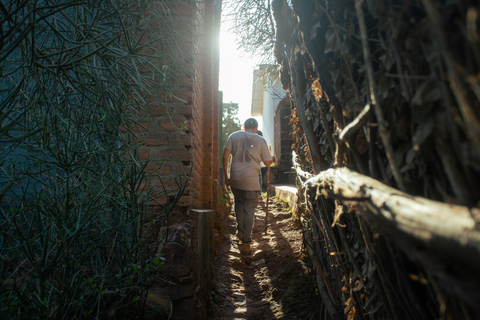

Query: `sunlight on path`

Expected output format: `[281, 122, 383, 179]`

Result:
[211, 198, 309, 319]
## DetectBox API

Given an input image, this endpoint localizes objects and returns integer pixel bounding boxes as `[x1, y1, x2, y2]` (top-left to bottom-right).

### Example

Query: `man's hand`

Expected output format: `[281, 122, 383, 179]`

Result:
[264, 159, 274, 167]
[263, 155, 276, 167]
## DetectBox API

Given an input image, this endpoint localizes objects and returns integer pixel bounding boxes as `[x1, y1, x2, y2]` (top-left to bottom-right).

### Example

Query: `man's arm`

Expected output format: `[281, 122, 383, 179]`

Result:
[222, 148, 231, 188]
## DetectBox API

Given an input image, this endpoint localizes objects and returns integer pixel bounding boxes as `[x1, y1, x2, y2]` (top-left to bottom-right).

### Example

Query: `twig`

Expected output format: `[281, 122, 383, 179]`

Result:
[289, 52, 326, 173]
[355, 0, 406, 192]
[420, 0, 480, 153]
[315, 1, 361, 103]
[319, 103, 336, 157]
[292, 151, 313, 183]
[356, 215, 399, 320]
[265, 166, 270, 235]
[339, 103, 373, 142]
[304, 232, 341, 317]
[434, 135, 474, 205]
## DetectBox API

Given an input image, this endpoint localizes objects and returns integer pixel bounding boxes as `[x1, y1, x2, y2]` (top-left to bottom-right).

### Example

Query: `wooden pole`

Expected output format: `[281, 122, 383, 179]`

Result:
[265, 165, 271, 235]
[305, 166, 480, 307]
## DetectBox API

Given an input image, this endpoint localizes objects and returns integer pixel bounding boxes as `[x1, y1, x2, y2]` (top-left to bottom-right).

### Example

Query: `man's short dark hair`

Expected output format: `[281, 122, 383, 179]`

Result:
[244, 118, 258, 129]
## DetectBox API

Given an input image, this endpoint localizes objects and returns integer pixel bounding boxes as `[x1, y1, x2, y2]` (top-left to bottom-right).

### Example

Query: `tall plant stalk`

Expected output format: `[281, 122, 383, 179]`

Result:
[0, 0, 190, 318]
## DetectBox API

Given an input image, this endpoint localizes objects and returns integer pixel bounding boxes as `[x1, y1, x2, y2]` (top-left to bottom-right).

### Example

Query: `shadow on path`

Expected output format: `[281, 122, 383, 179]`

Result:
[211, 197, 313, 319]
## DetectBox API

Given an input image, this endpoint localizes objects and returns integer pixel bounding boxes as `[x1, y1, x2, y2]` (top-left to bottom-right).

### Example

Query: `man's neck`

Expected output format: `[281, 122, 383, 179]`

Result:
[245, 128, 256, 133]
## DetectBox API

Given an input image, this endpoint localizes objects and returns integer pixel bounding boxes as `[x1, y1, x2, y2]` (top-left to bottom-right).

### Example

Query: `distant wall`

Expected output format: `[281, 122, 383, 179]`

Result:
[274, 98, 294, 184]
[261, 78, 287, 154]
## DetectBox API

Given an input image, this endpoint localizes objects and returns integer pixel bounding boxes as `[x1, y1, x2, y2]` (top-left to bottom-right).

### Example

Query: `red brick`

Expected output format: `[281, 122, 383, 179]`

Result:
[177, 195, 193, 206]
[169, 171, 186, 181]
[202, 168, 213, 175]
[172, 91, 193, 104]
[203, 153, 213, 160]
[160, 91, 191, 105]
[159, 2, 193, 18]
[158, 149, 191, 162]
[176, 105, 193, 117]
[134, 121, 151, 132]
[160, 116, 188, 131]
[173, 5, 193, 16]
[183, 183, 193, 193]
[149, 195, 167, 206]
[138, 149, 150, 160]
[144, 164, 172, 176]
[176, 134, 191, 146]
[179, 75, 194, 88]
[182, 166, 193, 175]
[146, 104, 167, 115]
[138, 180, 147, 191]
[202, 178, 212, 188]
[140, 134, 169, 146]
[192, 198, 201, 208]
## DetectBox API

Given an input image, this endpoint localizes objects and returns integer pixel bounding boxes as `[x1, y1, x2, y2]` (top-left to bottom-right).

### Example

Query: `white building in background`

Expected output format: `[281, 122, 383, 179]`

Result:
[251, 66, 288, 155]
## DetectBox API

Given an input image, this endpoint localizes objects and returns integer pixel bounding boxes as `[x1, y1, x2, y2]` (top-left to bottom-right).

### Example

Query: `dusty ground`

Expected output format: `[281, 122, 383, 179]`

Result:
[210, 196, 319, 319]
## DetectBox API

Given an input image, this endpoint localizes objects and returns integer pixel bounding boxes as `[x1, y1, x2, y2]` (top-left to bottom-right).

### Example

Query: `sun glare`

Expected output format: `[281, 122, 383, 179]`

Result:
[219, 19, 262, 128]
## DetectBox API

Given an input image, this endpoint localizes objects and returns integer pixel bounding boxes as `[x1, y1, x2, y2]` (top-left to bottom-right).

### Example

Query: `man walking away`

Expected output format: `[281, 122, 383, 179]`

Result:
[222, 118, 274, 255]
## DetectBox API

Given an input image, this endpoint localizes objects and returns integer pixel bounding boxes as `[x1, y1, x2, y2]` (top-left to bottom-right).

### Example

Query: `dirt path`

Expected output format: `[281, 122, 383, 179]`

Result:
[210, 197, 316, 319]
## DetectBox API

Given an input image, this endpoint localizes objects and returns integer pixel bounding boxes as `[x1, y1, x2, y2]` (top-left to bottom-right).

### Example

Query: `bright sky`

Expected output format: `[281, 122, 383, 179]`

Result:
[219, 16, 262, 129]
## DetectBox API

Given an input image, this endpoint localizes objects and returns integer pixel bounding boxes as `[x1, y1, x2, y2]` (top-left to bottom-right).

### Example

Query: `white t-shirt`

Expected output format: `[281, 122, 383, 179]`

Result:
[224, 131, 272, 191]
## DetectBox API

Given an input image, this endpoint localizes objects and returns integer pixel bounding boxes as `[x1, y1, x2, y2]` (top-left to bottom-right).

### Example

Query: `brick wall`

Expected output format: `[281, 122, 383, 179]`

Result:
[134, 0, 220, 211]
[123, 1, 221, 317]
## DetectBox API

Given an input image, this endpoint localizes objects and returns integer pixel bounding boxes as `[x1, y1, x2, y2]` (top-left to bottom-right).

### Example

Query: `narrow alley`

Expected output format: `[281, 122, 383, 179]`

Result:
[210, 196, 318, 319]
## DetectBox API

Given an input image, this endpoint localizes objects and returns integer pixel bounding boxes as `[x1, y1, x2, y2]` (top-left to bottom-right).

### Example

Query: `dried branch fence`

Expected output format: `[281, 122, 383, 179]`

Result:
[272, 0, 480, 318]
